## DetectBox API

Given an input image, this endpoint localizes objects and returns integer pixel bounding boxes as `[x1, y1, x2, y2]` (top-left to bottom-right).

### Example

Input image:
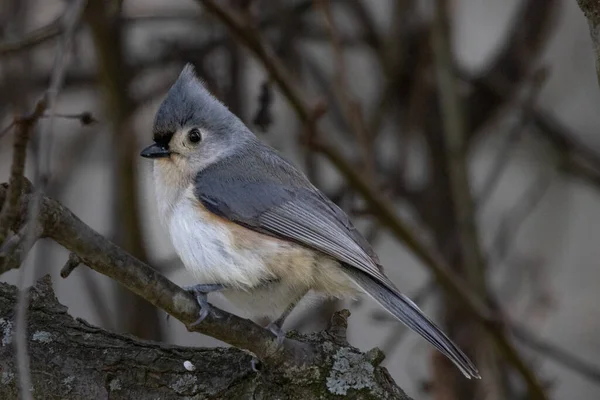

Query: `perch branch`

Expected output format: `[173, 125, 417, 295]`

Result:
[0, 277, 412, 399]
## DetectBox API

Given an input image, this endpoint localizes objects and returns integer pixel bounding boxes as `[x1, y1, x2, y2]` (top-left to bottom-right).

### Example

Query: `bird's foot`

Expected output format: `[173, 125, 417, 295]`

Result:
[184, 284, 225, 327]
[251, 357, 261, 372]
[190, 292, 210, 327]
[266, 321, 286, 347]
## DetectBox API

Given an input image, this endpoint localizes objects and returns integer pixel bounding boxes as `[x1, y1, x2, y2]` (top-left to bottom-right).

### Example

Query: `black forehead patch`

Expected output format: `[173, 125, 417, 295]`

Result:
[153, 130, 174, 146]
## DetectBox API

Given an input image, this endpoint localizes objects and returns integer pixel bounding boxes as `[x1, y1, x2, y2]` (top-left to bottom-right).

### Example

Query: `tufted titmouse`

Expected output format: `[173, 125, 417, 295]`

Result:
[141, 64, 479, 379]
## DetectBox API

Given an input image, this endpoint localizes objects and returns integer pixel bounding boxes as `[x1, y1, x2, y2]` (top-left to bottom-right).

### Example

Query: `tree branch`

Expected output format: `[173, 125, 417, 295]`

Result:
[0, 18, 63, 55]
[0, 97, 47, 245]
[0, 276, 412, 399]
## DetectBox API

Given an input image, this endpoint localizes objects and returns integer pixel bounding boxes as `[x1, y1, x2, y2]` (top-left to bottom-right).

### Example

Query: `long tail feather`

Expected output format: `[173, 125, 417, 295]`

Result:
[344, 267, 481, 379]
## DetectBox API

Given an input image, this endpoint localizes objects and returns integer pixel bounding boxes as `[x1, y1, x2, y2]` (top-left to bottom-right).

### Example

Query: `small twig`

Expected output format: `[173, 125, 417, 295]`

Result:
[60, 244, 120, 331]
[60, 253, 82, 278]
[0, 96, 48, 245]
[0, 18, 63, 55]
[327, 309, 351, 344]
[42, 111, 97, 126]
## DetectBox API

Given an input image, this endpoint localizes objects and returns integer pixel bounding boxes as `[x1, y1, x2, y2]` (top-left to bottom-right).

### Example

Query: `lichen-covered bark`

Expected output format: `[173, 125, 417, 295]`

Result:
[576, 0, 600, 85]
[0, 277, 412, 399]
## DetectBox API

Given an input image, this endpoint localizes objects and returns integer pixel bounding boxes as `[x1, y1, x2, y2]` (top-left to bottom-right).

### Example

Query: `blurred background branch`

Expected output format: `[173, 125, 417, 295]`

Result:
[85, 0, 162, 341]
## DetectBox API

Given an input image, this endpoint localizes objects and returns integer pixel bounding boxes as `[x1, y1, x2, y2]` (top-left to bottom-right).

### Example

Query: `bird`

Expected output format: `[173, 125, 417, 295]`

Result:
[140, 64, 480, 379]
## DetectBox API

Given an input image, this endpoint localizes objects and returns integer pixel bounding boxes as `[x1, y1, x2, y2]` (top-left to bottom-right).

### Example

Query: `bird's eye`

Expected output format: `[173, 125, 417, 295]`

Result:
[188, 128, 202, 144]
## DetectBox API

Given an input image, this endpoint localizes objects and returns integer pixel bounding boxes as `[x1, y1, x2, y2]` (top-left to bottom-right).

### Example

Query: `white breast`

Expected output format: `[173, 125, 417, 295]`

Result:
[154, 164, 359, 319]
[153, 160, 187, 228]
[168, 190, 276, 289]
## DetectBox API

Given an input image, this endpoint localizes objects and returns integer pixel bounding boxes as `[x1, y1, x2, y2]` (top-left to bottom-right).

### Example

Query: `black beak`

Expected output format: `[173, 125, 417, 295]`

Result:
[140, 143, 170, 159]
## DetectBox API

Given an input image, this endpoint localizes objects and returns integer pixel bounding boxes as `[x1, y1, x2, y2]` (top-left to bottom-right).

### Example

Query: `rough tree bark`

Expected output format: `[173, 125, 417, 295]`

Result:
[0, 277, 411, 399]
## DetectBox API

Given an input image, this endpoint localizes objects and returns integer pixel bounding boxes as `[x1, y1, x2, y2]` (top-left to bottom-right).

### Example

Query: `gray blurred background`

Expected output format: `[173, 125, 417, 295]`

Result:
[1, 0, 599, 398]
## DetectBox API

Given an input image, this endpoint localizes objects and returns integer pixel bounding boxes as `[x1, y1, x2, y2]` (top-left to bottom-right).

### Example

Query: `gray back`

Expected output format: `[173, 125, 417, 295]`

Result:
[194, 139, 381, 267]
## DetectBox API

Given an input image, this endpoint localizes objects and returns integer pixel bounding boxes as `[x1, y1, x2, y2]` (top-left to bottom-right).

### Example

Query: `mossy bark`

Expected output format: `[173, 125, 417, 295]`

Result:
[0, 277, 412, 399]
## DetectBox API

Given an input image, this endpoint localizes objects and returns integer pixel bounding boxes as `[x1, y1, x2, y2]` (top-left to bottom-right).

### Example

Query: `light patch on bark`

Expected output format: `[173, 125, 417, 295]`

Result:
[62, 376, 75, 393]
[109, 378, 122, 391]
[1, 371, 15, 385]
[326, 347, 376, 395]
[169, 375, 198, 394]
[32, 331, 53, 343]
[0, 318, 13, 346]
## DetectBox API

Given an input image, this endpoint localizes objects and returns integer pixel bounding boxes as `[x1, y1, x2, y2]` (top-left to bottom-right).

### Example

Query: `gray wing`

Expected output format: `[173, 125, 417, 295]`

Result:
[195, 145, 481, 379]
[194, 143, 389, 285]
